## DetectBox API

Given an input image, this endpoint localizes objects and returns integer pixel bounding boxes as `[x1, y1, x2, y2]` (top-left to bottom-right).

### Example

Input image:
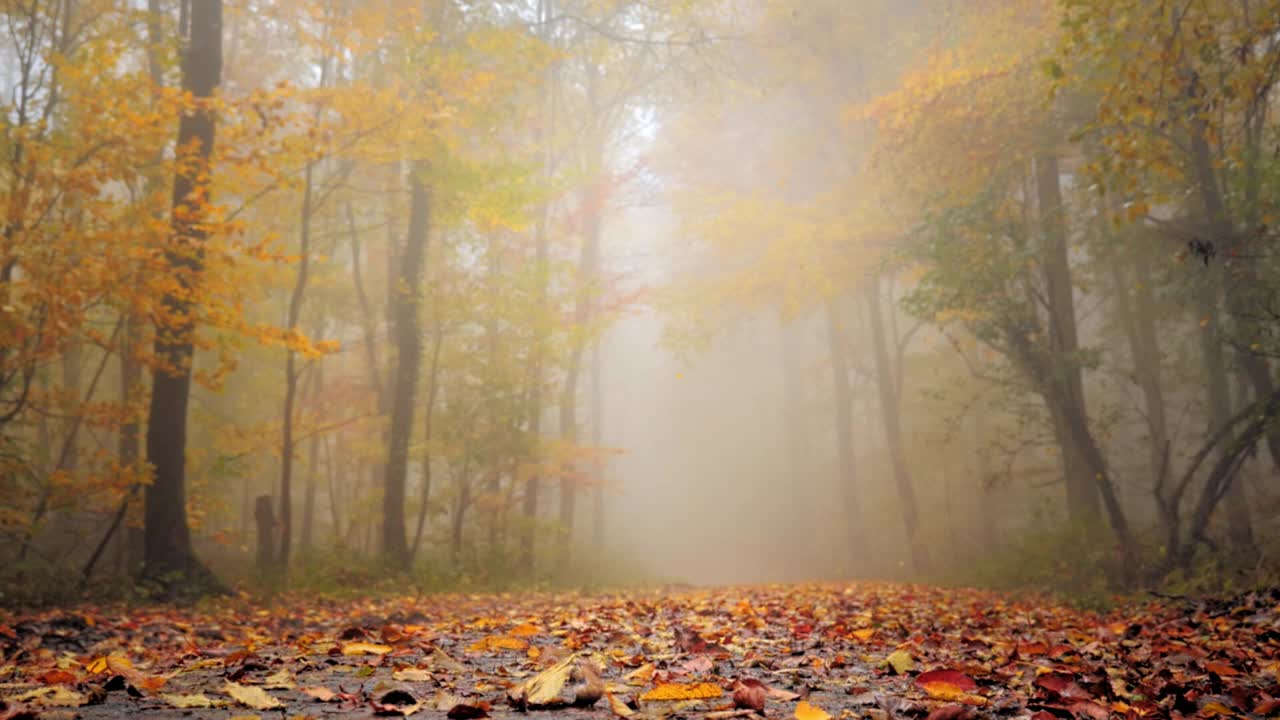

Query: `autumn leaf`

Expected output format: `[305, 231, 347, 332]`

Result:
[640, 682, 724, 701]
[507, 652, 576, 708]
[162, 693, 218, 709]
[301, 686, 338, 702]
[393, 667, 433, 682]
[732, 678, 767, 712]
[343, 641, 394, 656]
[794, 700, 832, 720]
[222, 681, 284, 710]
[466, 635, 529, 653]
[886, 648, 915, 675]
[624, 662, 656, 685]
[606, 691, 636, 717]
[916, 670, 986, 706]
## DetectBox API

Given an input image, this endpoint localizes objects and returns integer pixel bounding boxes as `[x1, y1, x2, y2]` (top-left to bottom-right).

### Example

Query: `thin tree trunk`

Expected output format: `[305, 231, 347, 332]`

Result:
[278, 159, 316, 571]
[864, 277, 926, 573]
[823, 298, 862, 563]
[382, 166, 430, 569]
[300, 361, 321, 556]
[590, 341, 604, 547]
[410, 327, 444, 560]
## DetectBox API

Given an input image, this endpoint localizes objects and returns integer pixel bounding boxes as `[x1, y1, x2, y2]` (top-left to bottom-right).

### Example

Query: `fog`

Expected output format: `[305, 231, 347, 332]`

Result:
[2, 0, 1279, 603]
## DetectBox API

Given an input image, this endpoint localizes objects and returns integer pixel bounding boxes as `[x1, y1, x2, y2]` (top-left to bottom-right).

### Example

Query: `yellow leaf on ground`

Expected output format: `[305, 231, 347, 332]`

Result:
[920, 682, 987, 706]
[467, 635, 529, 652]
[162, 693, 218, 709]
[623, 663, 655, 686]
[342, 641, 393, 656]
[886, 649, 914, 675]
[851, 628, 876, 641]
[392, 667, 433, 682]
[795, 700, 832, 720]
[223, 681, 284, 710]
[640, 683, 723, 701]
[508, 653, 576, 707]
[509, 623, 542, 637]
[606, 691, 636, 717]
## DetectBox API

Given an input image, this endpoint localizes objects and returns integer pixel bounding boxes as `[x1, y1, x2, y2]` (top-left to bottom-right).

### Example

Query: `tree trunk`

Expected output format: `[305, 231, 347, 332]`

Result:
[1035, 152, 1100, 522]
[300, 362, 321, 556]
[557, 185, 601, 573]
[864, 278, 926, 573]
[1109, 244, 1173, 546]
[382, 166, 430, 569]
[410, 328, 443, 560]
[778, 315, 812, 555]
[143, 0, 222, 589]
[278, 160, 315, 570]
[590, 341, 605, 548]
[823, 298, 863, 562]
[254, 496, 275, 570]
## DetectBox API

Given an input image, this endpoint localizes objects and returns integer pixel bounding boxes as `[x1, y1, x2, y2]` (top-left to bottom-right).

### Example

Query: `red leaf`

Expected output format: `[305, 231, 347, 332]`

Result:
[732, 679, 766, 712]
[1034, 673, 1093, 701]
[915, 670, 978, 692]
[926, 704, 976, 720]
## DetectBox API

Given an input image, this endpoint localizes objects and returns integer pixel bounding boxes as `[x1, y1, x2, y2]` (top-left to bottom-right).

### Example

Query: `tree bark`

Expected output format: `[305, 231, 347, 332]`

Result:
[143, 0, 222, 589]
[1035, 153, 1100, 522]
[382, 166, 430, 569]
[278, 159, 315, 571]
[823, 298, 863, 562]
[864, 277, 927, 573]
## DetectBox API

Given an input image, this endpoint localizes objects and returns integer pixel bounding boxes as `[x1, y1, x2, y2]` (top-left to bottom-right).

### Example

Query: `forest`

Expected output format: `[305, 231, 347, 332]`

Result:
[3, 0, 1280, 610]
[4, 1, 1280, 718]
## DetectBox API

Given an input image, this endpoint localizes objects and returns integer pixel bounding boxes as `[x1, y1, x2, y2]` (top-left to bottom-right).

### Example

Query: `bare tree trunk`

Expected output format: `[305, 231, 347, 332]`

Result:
[590, 341, 605, 548]
[278, 159, 316, 571]
[1035, 153, 1100, 523]
[778, 315, 812, 554]
[823, 298, 862, 562]
[410, 328, 444, 560]
[382, 166, 430, 569]
[300, 361, 321, 556]
[864, 277, 926, 573]
[557, 189, 600, 573]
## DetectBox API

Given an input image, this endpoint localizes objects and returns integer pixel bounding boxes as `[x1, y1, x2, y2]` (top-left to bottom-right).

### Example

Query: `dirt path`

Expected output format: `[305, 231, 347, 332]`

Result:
[1, 583, 1275, 719]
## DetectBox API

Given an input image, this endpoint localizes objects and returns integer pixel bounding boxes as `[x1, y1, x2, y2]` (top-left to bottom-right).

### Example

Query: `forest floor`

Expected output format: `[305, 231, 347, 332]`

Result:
[0, 582, 1276, 720]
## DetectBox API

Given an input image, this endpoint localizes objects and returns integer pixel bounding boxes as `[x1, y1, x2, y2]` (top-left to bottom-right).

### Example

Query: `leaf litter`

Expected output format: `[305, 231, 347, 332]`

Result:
[0, 582, 1276, 719]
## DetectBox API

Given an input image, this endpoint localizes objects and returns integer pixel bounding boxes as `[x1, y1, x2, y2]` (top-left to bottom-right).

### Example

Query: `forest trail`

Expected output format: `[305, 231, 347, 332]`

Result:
[1, 583, 1275, 719]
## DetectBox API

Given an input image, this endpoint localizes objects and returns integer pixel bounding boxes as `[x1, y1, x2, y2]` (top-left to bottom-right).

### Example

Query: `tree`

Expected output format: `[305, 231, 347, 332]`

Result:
[143, 0, 224, 589]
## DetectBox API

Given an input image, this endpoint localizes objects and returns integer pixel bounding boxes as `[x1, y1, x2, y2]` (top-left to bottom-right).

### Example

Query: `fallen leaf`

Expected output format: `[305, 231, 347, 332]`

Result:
[606, 691, 636, 717]
[467, 635, 529, 653]
[343, 641, 394, 656]
[263, 668, 295, 690]
[507, 653, 576, 708]
[732, 678, 766, 712]
[886, 649, 915, 675]
[162, 693, 217, 709]
[624, 663, 655, 685]
[447, 702, 490, 719]
[795, 700, 832, 720]
[640, 682, 724, 701]
[301, 686, 337, 702]
[222, 681, 284, 710]
[926, 704, 976, 720]
[392, 668, 433, 683]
